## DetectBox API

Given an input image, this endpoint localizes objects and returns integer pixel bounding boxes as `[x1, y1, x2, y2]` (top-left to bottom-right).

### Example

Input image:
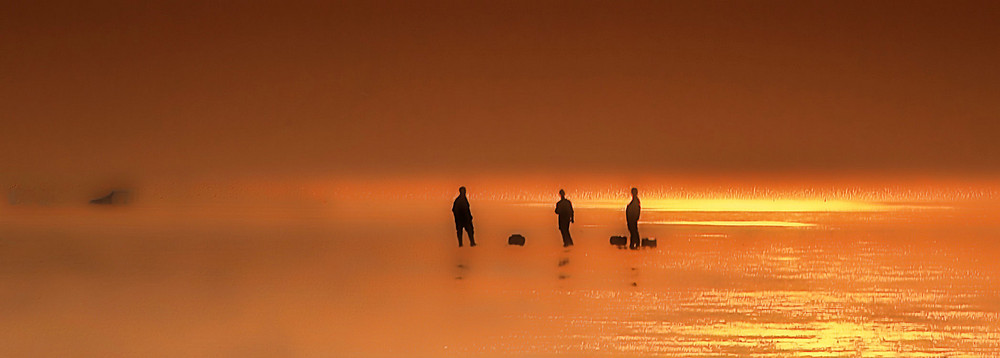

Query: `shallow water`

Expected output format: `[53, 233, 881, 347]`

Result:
[1, 199, 998, 357]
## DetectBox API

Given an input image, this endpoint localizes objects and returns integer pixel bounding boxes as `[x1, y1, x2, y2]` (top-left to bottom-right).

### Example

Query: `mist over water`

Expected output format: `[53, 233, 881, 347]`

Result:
[1, 188, 998, 356]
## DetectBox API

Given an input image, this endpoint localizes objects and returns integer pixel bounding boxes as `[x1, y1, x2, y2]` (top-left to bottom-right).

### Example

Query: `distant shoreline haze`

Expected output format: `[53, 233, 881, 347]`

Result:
[3, 174, 997, 207]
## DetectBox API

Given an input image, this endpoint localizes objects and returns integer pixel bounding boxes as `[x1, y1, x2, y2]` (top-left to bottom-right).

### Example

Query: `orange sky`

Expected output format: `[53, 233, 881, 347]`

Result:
[2, 0, 999, 184]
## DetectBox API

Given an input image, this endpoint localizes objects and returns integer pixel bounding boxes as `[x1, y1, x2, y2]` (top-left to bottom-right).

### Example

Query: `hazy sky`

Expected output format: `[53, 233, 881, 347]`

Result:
[2, 0, 999, 182]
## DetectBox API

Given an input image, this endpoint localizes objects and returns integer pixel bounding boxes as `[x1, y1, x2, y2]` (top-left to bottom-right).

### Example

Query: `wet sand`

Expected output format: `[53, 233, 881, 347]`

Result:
[0, 199, 998, 356]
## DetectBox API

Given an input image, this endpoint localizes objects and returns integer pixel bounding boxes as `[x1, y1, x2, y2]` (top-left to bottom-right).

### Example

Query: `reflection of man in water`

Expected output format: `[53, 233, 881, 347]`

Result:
[626, 187, 641, 249]
[554, 189, 574, 247]
[452, 186, 476, 247]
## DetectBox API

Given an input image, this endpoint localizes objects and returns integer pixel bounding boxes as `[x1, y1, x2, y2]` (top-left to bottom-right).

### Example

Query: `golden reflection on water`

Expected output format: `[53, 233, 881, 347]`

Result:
[0, 198, 997, 356]
[575, 199, 911, 212]
[524, 198, 950, 213]
[641, 220, 817, 227]
[466, 200, 999, 357]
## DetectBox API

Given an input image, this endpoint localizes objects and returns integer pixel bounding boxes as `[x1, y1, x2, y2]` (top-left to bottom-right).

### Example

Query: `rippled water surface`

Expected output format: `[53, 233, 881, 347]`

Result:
[1, 199, 998, 356]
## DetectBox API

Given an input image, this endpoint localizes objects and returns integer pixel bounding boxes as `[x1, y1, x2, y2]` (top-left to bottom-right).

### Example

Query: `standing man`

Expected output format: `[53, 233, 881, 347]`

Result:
[626, 187, 641, 249]
[452, 186, 476, 247]
[554, 189, 574, 247]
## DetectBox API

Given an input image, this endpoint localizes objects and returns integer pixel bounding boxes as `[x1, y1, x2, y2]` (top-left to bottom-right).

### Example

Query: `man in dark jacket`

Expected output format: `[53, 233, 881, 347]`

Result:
[554, 189, 574, 247]
[452, 186, 476, 247]
[626, 187, 641, 249]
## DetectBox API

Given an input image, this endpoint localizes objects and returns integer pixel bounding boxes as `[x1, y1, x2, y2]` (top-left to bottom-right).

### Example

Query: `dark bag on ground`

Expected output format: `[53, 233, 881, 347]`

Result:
[641, 237, 657, 248]
[508, 234, 526, 246]
[610, 236, 628, 246]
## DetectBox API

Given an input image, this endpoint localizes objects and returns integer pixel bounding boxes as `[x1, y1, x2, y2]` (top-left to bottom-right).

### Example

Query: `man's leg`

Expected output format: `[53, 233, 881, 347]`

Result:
[560, 222, 573, 246]
[456, 222, 464, 247]
[628, 222, 640, 249]
[466, 222, 476, 246]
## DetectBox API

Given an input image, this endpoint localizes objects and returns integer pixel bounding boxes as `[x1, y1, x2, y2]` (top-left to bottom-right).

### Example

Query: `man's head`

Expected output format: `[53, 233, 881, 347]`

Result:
[631, 187, 638, 197]
[459, 186, 466, 195]
[559, 189, 566, 199]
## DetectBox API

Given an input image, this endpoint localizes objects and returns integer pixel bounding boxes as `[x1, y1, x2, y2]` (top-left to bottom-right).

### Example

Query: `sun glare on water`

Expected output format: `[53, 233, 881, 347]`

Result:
[527, 198, 943, 213]
[515, 197, 948, 228]
[642, 220, 817, 227]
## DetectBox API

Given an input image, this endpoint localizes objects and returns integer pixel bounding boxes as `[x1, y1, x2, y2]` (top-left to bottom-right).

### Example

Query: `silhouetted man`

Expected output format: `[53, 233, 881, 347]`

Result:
[452, 186, 476, 247]
[626, 187, 641, 249]
[554, 189, 574, 247]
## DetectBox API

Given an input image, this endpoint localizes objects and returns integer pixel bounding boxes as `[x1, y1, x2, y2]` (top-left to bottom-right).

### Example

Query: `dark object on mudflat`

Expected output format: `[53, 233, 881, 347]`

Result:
[89, 190, 131, 205]
[508, 234, 526, 246]
[641, 237, 657, 248]
[610, 236, 628, 246]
